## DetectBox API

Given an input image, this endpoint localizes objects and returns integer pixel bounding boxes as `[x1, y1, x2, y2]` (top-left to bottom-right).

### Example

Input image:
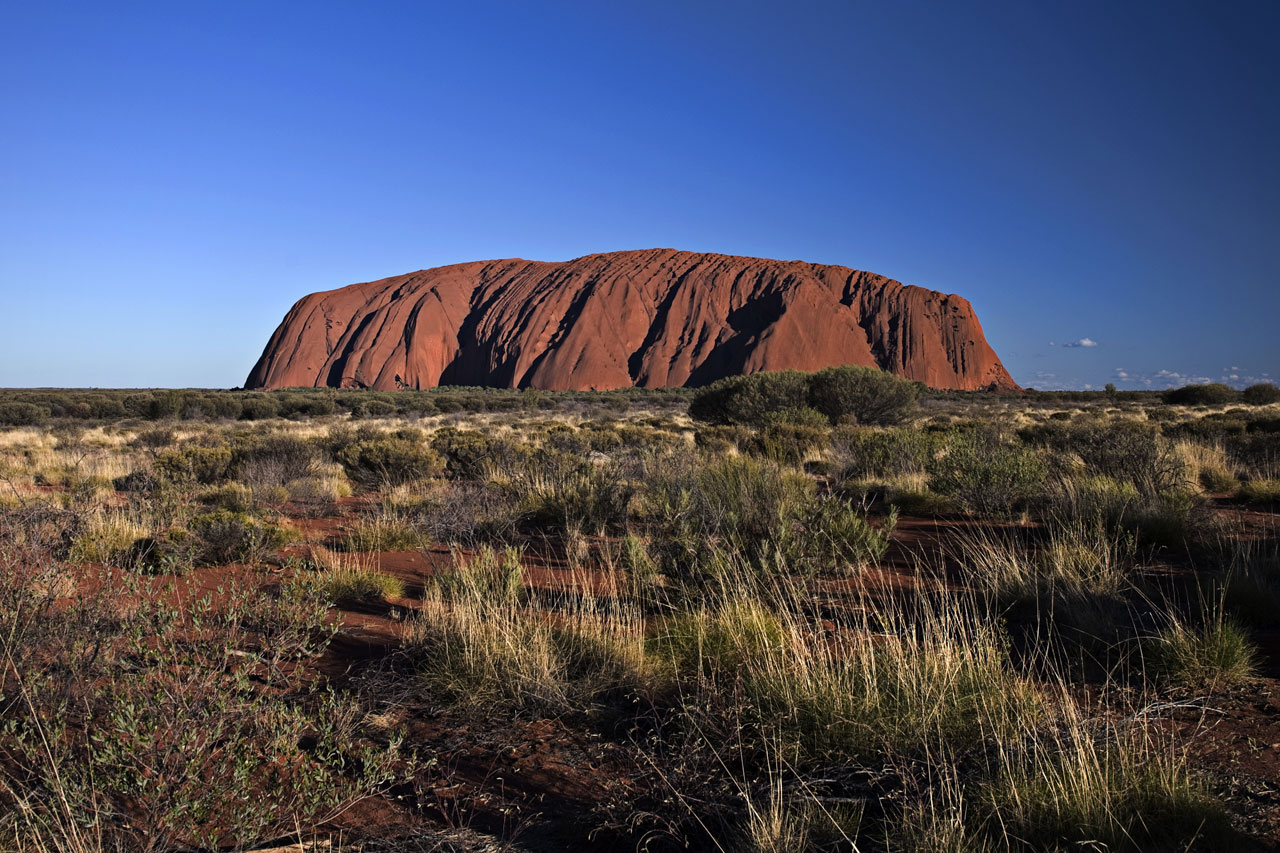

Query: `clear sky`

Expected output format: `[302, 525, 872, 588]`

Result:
[2, 0, 1276, 390]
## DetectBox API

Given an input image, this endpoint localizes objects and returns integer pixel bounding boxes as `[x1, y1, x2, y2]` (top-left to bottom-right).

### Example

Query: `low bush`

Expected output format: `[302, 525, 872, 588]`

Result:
[431, 427, 529, 480]
[232, 433, 318, 488]
[335, 431, 443, 488]
[197, 482, 255, 513]
[830, 425, 939, 480]
[689, 371, 810, 427]
[689, 366, 920, 427]
[1163, 383, 1238, 406]
[806, 364, 920, 425]
[1242, 382, 1280, 406]
[0, 402, 49, 426]
[928, 430, 1046, 517]
[495, 448, 633, 532]
[155, 442, 233, 486]
[741, 420, 829, 465]
[643, 453, 813, 575]
[188, 509, 291, 565]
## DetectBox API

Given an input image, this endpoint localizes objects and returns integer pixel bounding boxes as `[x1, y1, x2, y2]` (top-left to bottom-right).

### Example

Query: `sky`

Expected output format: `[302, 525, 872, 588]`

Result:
[1, 0, 1277, 390]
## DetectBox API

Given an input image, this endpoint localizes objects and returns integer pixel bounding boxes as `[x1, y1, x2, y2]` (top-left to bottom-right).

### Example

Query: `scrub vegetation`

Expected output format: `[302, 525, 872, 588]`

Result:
[0, 378, 1277, 851]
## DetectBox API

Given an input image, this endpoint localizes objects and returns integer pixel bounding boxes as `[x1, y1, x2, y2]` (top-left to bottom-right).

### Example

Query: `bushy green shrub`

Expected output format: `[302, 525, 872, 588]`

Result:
[1022, 419, 1183, 496]
[689, 366, 920, 427]
[1242, 382, 1280, 405]
[431, 428, 529, 480]
[806, 364, 920, 425]
[693, 424, 751, 454]
[237, 394, 281, 420]
[830, 426, 939, 480]
[188, 510, 290, 565]
[689, 371, 810, 426]
[0, 402, 49, 426]
[198, 482, 255, 513]
[335, 431, 443, 487]
[643, 454, 813, 574]
[496, 448, 632, 532]
[799, 495, 896, 575]
[232, 433, 318, 488]
[741, 420, 829, 465]
[1162, 383, 1238, 406]
[155, 443, 233, 485]
[928, 430, 1046, 517]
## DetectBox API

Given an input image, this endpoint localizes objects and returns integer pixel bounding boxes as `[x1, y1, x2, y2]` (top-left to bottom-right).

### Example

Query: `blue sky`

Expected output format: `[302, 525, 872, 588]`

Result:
[2, 0, 1276, 390]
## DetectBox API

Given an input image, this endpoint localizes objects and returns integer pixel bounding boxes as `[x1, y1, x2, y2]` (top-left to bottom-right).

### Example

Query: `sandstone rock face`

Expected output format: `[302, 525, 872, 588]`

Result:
[246, 249, 1018, 392]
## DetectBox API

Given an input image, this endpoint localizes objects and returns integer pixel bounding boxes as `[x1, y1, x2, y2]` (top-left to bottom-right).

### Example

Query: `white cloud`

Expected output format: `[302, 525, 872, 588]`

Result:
[1063, 337, 1098, 348]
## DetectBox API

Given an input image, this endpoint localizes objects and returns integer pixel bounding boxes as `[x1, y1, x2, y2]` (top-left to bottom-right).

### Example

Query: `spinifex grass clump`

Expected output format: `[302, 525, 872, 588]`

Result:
[641, 452, 891, 578]
[968, 707, 1231, 852]
[650, 585, 1043, 770]
[341, 505, 426, 551]
[1145, 598, 1257, 692]
[407, 548, 649, 714]
[956, 517, 1133, 606]
[297, 548, 406, 603]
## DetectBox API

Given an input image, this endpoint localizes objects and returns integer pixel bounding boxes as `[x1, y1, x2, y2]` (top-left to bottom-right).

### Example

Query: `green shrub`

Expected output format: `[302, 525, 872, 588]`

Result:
[1162, 383, 1238, 406]
[188, 510, 290, 565]
[690, 366, 920, 428]
[830, 425, 939, 480]
[496, 448, 632, 532]
[644, 454, 813, 574]
[689, 371, 810, 426]
[197, 482, 255, 513]
[237, 394, 281, 420]
[232, 433, 318, 488]
[0, 402, 49, 426]
[928, 430, 1046, 517]
[155, 443, 233, 485]
[335, 433, 443, 487]
[431, 428, 529, 480]
[741, 420, 829, 465]
[693, 424, 751, 453]
[1022, 419, 1183, 496]
[1242, 382, 1280, 406]
[806, 364, 920, 425]
[798, 495, 896, 575]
